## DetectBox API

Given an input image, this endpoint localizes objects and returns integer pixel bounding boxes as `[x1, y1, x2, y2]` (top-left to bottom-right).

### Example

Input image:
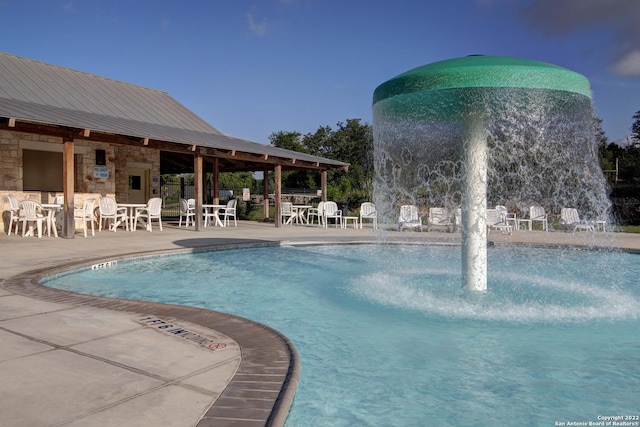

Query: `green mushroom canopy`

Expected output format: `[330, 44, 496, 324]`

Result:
[372, 56, 592, 121]
[373, 55, 592, 105]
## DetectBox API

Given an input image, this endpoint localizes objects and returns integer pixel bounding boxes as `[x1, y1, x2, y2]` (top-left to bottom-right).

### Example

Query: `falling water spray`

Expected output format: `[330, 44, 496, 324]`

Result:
[372, 55, 609, 291]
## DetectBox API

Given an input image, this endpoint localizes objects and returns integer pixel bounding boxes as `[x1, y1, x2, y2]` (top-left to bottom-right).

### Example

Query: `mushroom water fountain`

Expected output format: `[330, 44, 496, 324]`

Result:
[372, 55, 610, 291]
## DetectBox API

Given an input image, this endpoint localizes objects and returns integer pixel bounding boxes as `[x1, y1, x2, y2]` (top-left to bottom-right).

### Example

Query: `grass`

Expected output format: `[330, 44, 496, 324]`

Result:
[618, 225, 640, 233]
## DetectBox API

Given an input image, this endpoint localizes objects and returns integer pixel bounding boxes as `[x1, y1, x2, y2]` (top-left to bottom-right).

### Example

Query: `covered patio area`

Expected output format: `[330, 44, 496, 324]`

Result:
[0, 52, 348, 238]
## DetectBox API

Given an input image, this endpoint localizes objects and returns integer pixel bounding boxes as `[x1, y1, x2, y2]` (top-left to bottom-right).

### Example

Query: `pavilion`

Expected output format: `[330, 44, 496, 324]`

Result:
[0, 52, 348, 237]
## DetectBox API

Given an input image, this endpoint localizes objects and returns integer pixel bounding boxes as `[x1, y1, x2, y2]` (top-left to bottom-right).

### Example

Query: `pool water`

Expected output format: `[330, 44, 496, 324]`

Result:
[45, 245, 640, 426]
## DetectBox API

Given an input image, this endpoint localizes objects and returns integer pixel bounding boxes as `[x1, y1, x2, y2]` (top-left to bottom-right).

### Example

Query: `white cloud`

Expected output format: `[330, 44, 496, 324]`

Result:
[611, 50, 640, 77]
[247, 12, 268, 37]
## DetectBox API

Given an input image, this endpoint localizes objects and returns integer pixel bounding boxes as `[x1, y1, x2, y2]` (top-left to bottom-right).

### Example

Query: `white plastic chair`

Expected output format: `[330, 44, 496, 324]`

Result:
[18, 200, 45, 238]
[529, 205, 548, 231]
[359, 202, 377, 229]
[178, 198, 195, 227]
[5, 194, 23, 236]
[74, 198, 96, 237]
[427, 207, 453, 232]
[134, 197, 163, 231]
[281, 202, 296, 225]
[398, 205, 422, 232]
[220, 199, 237, 227]
[323, 201, 342, 228]
[495, 205, 517, 229]
[560, 208, 595, 232]
[307, 201, 324, 225]
[487, 208, 513, 234]
[99, 197, 128, 232]
[52, 195, 65, 232]
[454, 208, 462, 233]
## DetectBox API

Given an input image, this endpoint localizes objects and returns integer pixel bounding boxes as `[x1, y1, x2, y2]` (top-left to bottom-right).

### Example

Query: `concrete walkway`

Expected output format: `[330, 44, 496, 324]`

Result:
[1, 221, 638, 427]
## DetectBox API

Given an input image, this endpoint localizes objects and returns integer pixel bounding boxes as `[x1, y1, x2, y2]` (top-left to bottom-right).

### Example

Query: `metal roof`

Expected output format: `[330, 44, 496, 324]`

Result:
[0, 52, 348, 170]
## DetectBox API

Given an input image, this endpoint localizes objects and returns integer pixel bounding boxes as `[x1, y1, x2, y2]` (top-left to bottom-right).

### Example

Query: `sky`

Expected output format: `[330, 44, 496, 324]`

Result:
[1, 0, 640, 144]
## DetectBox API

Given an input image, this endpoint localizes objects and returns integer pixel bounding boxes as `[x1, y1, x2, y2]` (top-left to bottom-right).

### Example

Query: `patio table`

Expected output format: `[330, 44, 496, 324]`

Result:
[292, 205, 312, 225]
[517, 218, 532, 231]
[203, 204, 226, 227]
[41, 203, 62, 237]
[117, 203, 147, 231]
[341, 216, 359, 229]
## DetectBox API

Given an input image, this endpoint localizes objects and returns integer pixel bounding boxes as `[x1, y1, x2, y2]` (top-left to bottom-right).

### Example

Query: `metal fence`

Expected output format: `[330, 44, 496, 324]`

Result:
[160, 176, 245, 217]
[160, 175, 321, 217]
[160, 176, 199, 217]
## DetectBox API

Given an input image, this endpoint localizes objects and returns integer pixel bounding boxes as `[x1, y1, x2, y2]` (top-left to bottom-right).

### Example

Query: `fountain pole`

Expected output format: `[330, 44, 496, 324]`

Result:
[461, 111, 487, 291]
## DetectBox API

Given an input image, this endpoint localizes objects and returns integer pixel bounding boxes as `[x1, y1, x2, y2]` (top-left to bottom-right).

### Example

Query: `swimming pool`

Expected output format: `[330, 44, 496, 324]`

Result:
[45, 244, 640, 426]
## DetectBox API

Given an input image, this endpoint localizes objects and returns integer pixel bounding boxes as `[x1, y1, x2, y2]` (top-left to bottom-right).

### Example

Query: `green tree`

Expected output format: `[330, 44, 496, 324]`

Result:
[600, 112, 640, 184]
[218, 172, 255, 190]
[595, 117, 615, 173]
[269, 130, 307, 153]
[268, 131, 315, 189]
[270, 119, 374, 205]
[632, 110, 640, 146]
[304, 119, 373, 204]
[323, 119, 373, 205]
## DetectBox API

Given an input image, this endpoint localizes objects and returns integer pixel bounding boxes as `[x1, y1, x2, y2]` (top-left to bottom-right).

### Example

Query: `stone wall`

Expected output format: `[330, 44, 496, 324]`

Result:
[114, 145, 161, 202]
[75, 139, 116, 195]
[1, 130, 25, 191]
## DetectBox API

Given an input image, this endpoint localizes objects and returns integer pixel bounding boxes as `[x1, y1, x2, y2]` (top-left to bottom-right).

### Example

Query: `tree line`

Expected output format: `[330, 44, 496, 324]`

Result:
[268, 118, 373, 207]
[599, 111, 640, 186]
[269, 112, 640, 223]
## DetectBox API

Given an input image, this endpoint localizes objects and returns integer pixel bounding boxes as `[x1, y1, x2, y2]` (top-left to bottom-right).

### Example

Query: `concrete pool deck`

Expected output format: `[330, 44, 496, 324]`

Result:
[1, 221, 639, 426]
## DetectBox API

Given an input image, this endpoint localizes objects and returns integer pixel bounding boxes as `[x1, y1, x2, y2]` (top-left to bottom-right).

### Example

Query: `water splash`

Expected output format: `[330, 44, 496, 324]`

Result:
[348, 268, 639, 323]
[373, 87, 611, 226]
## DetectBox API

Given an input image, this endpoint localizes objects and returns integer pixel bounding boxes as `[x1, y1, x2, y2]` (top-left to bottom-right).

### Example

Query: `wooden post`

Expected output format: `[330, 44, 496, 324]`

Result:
[202, 158, 209, 204]
[62, 138, 75, 238]
[194, 153, 203, 231]
[274, 164, 282, 227]
[213, 157, 220, 204]
[321, 169, 327, 202]
[262, 168, 269, 221]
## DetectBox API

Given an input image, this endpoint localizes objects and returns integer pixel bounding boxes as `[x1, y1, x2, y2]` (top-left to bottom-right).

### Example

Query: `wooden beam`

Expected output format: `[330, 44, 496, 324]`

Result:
[62, 139, 75, 238]
[202, 156, 209, 204]
[198, 147, 325, 170]
[275, 164, 282, 228]
[194, 154, 203, 231]
[82, 128, 90, 137]
[213, 157, 220, 204]
[8, 117, 16, 127]
[263, 168, 269, 221]
[321, 169, 327, 202]
[142, 137, 149, 145]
